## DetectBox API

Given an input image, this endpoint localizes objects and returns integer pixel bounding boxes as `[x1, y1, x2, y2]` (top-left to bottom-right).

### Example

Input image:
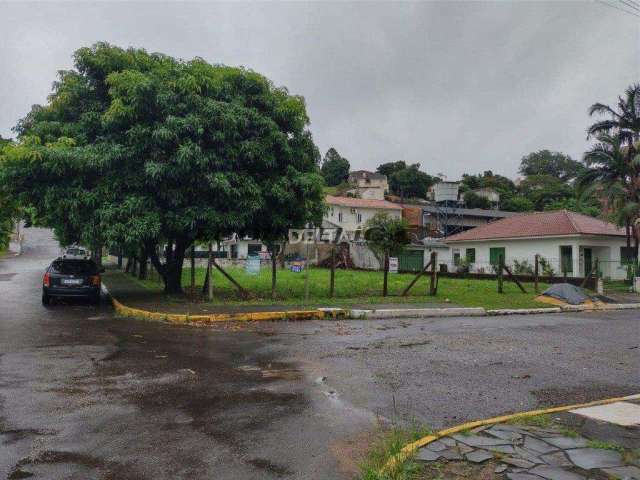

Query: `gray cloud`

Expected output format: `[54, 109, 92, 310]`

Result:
[1, 1, 638, 178]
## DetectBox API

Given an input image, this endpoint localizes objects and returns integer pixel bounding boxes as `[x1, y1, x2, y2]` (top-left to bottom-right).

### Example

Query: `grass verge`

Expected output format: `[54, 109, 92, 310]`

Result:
[359, 427, 432, 480]
[137, 266, 549, 310]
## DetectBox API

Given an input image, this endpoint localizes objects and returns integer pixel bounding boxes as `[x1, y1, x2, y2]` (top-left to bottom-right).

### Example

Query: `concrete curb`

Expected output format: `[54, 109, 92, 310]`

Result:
[103, 281, 640, 324]
[381, 393, 640, 476]
[351, 307, 486, 319]
[487, 307, 562, 316]
[103, 282, 350, 323]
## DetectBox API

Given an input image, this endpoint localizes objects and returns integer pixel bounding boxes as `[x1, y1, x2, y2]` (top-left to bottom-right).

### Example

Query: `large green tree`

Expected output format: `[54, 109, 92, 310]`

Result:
[364, 213, 410, 296]
[518, 150, 584, 182]
[2, 43, 324, 293]
[376, 161, 435, 199]
[320, 148, 350, 186]
[517, 174, 574, 211]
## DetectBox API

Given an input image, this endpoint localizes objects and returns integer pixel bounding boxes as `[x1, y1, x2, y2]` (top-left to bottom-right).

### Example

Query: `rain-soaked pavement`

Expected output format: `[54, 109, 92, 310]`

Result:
[1, 228, 639, 479]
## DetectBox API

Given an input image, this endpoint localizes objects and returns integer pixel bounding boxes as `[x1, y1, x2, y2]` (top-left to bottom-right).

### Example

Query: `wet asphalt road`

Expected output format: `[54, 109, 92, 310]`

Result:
[1, 229, 639, 480]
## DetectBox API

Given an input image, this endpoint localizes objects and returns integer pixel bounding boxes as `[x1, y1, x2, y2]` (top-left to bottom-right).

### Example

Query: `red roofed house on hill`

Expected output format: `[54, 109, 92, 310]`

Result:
[443, 210, 632, 280]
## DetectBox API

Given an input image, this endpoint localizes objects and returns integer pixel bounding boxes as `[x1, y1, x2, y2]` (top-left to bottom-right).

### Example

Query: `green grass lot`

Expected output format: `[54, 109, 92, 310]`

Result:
[138, 265, 550, 310]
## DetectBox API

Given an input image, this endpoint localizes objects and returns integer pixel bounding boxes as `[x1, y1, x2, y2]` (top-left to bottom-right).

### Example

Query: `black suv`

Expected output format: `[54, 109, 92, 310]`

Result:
[42, 258, 104, 305]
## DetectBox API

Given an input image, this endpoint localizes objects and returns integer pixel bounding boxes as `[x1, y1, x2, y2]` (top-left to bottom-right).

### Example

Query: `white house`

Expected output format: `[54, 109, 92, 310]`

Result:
[324, 195, 402, 232]
[346, 171, 389, 200]
[443, 210, 631, 280]
[221, 234, 268, 259]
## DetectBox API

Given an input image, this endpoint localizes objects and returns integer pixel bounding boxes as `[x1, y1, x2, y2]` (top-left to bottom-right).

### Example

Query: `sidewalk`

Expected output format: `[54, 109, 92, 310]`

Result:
[411, 396, 640, 479]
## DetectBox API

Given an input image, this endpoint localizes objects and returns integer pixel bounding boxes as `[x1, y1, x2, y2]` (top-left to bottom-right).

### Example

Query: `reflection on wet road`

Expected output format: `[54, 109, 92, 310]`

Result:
[1, 228, 639, 479]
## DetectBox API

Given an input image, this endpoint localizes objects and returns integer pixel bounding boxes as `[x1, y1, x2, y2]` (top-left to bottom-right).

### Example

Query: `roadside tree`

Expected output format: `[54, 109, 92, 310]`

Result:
[2, 43, 324, 293]
[364, 213, 410, 296]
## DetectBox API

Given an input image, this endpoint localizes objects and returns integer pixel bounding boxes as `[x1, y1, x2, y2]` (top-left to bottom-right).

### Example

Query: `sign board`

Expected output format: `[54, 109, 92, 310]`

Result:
[245, 255, 261, 275]
[289, 260, 305, 273]
[389, 257, 399, 274]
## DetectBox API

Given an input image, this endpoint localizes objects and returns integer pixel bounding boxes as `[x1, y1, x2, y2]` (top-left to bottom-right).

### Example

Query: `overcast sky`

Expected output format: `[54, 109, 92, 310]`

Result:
[1, 1, 638, 179]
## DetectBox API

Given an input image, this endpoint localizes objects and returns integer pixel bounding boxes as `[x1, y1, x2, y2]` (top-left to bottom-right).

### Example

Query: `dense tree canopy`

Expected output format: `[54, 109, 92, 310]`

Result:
[463, 191, 492, 209]
[376, 161, 408, 178]
[461, 171, 516, 196]
[518, 150, 584, 182]
[320, 148, 350, 186]
[1, 43, 324, 292]
[375, 161, 435, 199]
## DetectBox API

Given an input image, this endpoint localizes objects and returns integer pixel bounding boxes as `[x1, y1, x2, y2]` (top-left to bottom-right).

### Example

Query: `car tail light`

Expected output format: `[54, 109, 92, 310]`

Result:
[90, 275, 101, 286]
[43, 272, 50, 287]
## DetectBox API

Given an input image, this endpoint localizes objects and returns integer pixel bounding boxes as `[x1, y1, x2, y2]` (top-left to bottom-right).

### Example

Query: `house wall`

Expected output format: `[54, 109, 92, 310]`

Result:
[444, 236, 628, 279]
[325, 205, 402, 231]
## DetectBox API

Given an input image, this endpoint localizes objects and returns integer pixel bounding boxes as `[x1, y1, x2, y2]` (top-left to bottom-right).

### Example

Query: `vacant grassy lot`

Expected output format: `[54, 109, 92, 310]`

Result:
[137, 265, 549, 310]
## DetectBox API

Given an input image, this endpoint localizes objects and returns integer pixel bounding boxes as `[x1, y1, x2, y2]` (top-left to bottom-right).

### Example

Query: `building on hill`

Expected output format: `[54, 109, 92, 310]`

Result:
[444, 210, 631, 280]
[323, 195, 402, 231]
[346, 170, 389, 200]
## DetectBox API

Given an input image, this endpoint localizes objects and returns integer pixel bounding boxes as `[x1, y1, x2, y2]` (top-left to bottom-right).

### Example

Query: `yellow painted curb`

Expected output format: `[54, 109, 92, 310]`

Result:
[108, 292, 348, 324]
[381, 392, 640, 475]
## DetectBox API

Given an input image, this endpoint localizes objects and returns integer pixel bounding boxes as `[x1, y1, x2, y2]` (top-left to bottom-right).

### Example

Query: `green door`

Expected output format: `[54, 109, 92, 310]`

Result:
[584, 248, 592, 276]
[489, 247, 505, 266]
[398, 250, 424, 273]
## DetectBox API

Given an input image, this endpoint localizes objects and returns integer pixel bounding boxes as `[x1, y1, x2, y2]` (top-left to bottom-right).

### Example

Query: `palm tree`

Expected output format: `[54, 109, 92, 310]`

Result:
[588, 83, 640, 145]
[587, 84, 640, 258]
[579, 134, 640, 253]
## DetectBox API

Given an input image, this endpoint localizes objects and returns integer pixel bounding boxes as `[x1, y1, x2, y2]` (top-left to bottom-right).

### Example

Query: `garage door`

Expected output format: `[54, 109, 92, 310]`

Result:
[398, 250, 424, 273]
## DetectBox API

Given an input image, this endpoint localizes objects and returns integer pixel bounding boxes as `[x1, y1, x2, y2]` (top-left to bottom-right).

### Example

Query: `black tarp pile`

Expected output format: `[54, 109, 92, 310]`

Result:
[541, 283, 591, 305]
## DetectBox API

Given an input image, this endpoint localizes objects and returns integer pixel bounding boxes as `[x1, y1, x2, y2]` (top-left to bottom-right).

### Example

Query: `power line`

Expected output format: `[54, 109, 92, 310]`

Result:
[619, 0, 640, 13]
[596, 0, 640, 18]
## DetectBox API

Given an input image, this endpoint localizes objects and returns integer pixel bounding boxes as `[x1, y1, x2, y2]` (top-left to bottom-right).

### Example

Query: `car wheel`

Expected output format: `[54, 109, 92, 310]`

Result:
[42, 292, 51, 305]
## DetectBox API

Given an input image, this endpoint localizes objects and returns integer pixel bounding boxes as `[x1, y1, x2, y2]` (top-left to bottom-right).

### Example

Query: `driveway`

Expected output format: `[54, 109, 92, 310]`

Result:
[1, 228, 639, 479]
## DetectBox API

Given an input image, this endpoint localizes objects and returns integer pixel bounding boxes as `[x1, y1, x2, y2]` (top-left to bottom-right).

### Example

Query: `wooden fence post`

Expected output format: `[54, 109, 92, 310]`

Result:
[429, 252, 438, 296]
[534, 254, 539, 294]
[329, 246, 336, 298]
[190, 246, 196, 292]
[497, 254, 504, 293]
[207, 242, 214, 301]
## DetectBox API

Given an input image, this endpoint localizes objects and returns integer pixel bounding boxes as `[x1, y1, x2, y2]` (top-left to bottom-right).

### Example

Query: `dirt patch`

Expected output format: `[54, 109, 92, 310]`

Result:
[329, 430, 378, 478]
[246, 457, 293, 477]
[532, 384, 640, 406]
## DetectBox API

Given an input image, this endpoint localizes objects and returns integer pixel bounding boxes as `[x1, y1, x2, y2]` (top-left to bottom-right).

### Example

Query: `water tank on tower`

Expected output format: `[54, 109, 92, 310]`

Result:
[433, 181, 460, 203]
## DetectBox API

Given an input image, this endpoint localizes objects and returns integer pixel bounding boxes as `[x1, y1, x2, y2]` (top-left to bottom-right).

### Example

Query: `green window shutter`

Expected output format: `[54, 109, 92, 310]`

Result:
[489, 247, 505, 266]
[465, 248, 476, 263]
[560, 246, 573, 273]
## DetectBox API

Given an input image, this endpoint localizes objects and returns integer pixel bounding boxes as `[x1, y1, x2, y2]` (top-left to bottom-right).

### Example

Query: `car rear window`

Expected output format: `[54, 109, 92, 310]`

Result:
[51, 260, 98, 275]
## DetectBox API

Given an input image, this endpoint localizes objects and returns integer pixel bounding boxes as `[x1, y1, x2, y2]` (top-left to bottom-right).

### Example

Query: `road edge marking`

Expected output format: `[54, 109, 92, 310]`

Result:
[381, 393, 640, 475]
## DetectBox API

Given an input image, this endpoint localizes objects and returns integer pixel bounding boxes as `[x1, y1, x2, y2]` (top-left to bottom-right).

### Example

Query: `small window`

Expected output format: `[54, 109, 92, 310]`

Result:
[330, 207, 334, 217]
[560, 246, 573, 273]
[338, 212, 343, 222]
[357, 213, 363, 223]
[453, 252, 461, 266]
[621, 246, 635, 264]
[466, 248, 476, 263]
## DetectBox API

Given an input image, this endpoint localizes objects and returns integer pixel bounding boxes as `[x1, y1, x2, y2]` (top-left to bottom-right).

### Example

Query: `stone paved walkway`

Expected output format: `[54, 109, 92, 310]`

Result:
[416, 399, 640, 479]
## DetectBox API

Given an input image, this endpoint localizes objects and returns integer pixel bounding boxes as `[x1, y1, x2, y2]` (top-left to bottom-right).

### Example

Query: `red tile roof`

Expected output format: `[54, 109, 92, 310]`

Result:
[446, 210, 626, 242]
[325, 195, 402, 210]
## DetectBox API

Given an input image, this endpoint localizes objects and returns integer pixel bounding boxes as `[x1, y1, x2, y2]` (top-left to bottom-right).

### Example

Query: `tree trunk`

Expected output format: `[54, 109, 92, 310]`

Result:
[626, 220, 632, 249]
[124, 257, 131, 273]
[271, 245, 277, 299]
[383, 252, 389, 296]
[148, 239, 187, 294]
[138, 249, 148, 280]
